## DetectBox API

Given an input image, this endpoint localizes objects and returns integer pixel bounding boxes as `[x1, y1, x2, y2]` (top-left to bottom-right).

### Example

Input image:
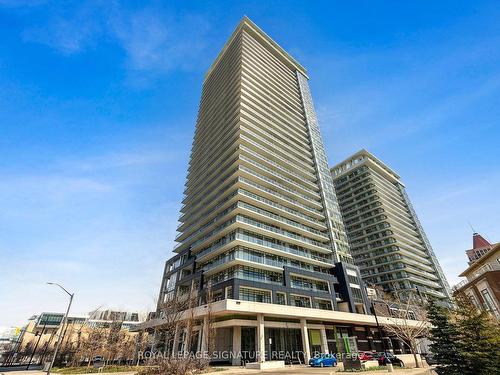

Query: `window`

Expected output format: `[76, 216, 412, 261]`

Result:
[212, 290, 224, 302]
[290, 295, 311, 308]
[290, 275, 329, 292]
[239, 287, 271, 303]
[466, 291, 481, 308]
[481, 289, 498, 314]
[38, 313, 64, 326]
[314, 298, 333, 310]
[177, 285, 190, 295]
[276, 292, 286, 305]
[351, 288, 364, 302]
[163, 290, 174, 303]
[347, 275, 359, 285]
[166, 272, 177, 291]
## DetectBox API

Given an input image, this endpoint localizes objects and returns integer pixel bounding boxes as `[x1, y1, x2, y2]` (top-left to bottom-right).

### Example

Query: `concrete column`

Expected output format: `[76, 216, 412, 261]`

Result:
[196, 328, 202, 352]
[366, 326, 375, 351]
[232, 326, 242, 366]
[386, 336, 394, 353]
[320, 328, 329, 354]
[200, 316, 209, 353]
[151, 328, 157, 352]
[397, 339, 405, 354]
[172, 324, 180, 355]
[300, 318, 311, 363]
[257, 314, 265, 363]
[182, 329, 191, 353]
[184, 321, 192, 353]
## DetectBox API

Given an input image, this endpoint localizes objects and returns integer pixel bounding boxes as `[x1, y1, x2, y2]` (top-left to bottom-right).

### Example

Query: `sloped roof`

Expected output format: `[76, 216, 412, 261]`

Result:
[472, 232, 491, 249]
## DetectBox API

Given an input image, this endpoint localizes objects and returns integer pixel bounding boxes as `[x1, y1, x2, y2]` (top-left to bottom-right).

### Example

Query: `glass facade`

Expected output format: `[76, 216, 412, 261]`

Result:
[240, 287, 272, 303]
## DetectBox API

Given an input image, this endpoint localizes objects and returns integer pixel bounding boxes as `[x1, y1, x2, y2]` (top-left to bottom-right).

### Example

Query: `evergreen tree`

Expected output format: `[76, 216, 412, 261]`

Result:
[426, 300, 463, 375]
[454, 295, 500, 375]
[428, 296, 500, 375]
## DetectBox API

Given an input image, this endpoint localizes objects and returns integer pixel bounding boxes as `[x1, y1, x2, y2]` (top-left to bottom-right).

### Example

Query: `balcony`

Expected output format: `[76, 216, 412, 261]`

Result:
[239, 185, 324, 224]
[240, 136, 316, 180]
[236, 215, 331, 252]
[196, 229, 333, 266]
[240, 155, 319, 197]
[453, 279, 468, 292]
[239, 174, 323, 218]
[201, 247, 331, 274]
[238, 201, 329, 240]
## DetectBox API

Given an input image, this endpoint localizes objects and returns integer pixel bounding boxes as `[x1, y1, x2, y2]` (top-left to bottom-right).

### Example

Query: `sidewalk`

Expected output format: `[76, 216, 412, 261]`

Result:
[218, 365, 436, 375]
[0, 372, 137, 375]
[0, 366, 435, 375]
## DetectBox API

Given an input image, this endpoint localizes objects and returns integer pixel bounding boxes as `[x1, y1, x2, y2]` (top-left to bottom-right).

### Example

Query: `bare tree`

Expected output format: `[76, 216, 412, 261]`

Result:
[134, 331, 149, 366]
[377, 289, 429, 368]
[116, 332, 137, 365]
[140, 282, 216, 375]
[155, 292, 193, 356]
[75, 325, 107, 368]
[104, 320, 124, 364]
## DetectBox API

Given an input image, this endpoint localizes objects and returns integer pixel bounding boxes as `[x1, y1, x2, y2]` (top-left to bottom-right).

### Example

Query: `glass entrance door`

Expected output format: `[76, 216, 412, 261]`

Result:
[241, 327, 256, 364]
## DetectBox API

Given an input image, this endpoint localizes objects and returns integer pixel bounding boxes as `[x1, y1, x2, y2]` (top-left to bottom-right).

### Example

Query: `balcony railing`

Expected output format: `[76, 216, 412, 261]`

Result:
[240, 155, 319, 196]
[201, 247, 331, 274]
[452, 279, 468, 292]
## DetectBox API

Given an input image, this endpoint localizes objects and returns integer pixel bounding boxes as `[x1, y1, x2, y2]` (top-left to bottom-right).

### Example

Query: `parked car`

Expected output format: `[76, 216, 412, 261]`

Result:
[358, 351, 374, 361]
[378, 352, 404, 367]
[309, 353, 338, 367]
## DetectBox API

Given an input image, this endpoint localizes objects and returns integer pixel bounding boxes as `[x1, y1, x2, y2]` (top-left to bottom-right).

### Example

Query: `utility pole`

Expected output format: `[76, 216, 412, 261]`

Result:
[46, 282, 74, 375]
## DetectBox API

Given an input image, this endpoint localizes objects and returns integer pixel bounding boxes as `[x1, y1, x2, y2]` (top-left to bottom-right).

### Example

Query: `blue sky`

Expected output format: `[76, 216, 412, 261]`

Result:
[1, 0, 499, 327]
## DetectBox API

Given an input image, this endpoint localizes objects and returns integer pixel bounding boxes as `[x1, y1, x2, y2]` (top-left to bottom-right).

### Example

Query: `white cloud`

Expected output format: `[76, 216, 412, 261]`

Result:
[18, 2, 211, 75]
[108, 10, 212, 72]
[21, 3, 102, 55]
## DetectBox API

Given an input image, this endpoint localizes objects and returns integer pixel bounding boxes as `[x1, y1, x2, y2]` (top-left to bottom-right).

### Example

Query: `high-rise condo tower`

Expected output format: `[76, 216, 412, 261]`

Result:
[331, 150, 452, 301]
[145, 18, 416, 367]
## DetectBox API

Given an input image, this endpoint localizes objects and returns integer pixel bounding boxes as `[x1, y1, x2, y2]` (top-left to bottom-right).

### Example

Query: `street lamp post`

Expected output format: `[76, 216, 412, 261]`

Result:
[26, 324, 46, 370]
[46, 282, 74, 375]
[370, 302, 393, 372]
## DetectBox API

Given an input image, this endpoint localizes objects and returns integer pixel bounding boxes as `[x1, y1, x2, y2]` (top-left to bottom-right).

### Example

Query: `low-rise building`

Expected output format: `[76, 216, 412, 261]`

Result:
[5, 310, 143, 366]
[466, 232, 495, 265]
[0, 327, 22, 365]
[453, 233, 500, 319]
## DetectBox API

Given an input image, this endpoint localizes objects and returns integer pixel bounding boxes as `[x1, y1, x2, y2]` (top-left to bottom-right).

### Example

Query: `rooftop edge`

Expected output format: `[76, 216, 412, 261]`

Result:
[204, 16, 308, 83]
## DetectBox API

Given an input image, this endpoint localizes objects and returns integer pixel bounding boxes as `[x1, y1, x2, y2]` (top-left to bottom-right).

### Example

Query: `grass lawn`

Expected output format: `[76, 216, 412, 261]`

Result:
[339, 366, 423, 373]
[53, 365, 138, 374]
[52, 365, 227, 374]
